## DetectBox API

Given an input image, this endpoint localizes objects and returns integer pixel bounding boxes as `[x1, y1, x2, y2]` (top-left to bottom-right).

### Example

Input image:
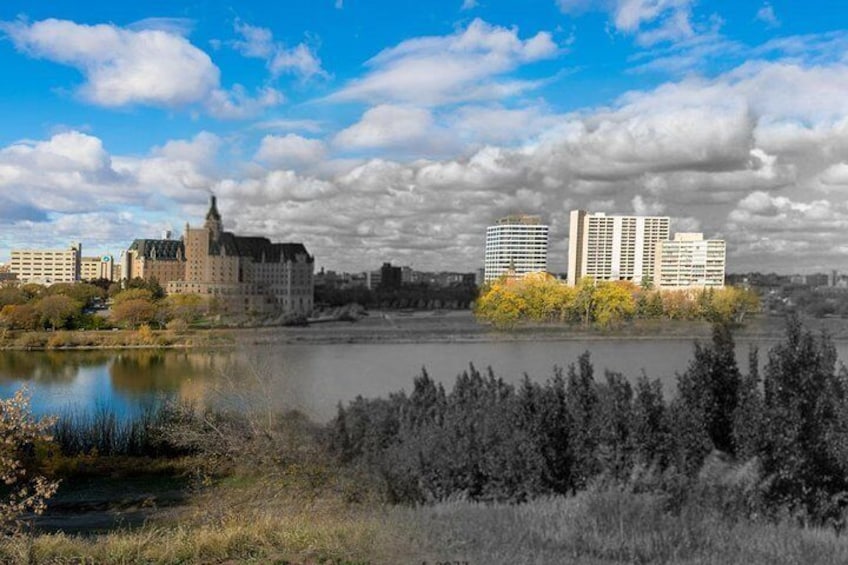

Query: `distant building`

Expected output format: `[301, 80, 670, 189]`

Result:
[484, 214, 549, 283]
[654, 233, 725, 289]
[806, 273, 829, 288]
[81, 255, 117, 282]
[379, 263, 402, 291]
[126, 196, 314, 316]
[10, 243, 82, 285]
[366, 269, 382, 290]
[567, 210, 670, 286]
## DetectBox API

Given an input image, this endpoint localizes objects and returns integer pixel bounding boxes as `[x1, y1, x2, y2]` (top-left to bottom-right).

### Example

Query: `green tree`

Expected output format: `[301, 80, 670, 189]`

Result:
[112, 288, 154, 306]
[34, 295, 81, 330]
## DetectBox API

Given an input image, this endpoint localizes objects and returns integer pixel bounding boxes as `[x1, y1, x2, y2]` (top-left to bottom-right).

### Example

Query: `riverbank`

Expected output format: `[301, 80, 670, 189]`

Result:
[243, 310, 848, 346]
[4, 311, 848, 350]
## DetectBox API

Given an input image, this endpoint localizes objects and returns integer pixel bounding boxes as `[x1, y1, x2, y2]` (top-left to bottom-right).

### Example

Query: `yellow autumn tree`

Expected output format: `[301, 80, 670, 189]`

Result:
[710, 286, 761, 323]
[593, 281, 637, 328]
[474, 278, 528, 329]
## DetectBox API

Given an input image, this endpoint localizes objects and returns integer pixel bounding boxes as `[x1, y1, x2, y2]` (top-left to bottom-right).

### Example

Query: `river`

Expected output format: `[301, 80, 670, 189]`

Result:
[1, 329, 842, 422]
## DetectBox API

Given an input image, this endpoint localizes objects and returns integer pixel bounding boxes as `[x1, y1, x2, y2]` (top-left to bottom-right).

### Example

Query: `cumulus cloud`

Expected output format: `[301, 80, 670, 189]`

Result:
[231, 20, 328, 80]
[255, 134, 327, 168]
[334, 105, 438, 150]
[2, 18, 219, 108]
[329, 18, 558, 106]
[1, 18, 283, 119]
[631, 195, 665, 216]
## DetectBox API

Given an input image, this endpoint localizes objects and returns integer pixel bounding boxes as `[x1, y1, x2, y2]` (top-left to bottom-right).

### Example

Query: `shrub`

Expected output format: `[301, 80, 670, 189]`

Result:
[0, 388, 59, 533]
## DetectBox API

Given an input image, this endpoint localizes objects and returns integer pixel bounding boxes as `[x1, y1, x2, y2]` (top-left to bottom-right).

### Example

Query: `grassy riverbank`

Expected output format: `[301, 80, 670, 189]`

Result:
[0, 327, 236, 350]
[6, 311, 848, 351]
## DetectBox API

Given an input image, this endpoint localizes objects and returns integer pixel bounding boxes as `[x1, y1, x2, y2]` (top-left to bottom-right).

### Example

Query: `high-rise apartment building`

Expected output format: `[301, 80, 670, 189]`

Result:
[9, 243, 82, 284]
[484, 214, 549, 283]
[567, 210, 670, 286]
[654, 233, 725, 289]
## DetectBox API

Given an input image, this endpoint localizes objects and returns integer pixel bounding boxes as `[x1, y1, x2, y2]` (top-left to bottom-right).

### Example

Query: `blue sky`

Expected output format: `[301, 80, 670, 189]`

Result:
[1, 0, 847, 273]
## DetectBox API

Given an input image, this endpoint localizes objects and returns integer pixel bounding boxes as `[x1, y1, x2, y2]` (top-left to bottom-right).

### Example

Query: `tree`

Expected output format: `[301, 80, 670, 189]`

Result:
[111, 298, 158, 328]
[566, 351, 598, 490]
[677, 323, 741, 455]
[35, 294, 81, 330]
[0, 304, 39, 331]
[47, 282, 104, 308]
[112, 288, 154, 306]
[0, 388, 60, 533]
[592, 281, 637, 328]
[760, 315, 848, 522]
[473, 279, 527, 329]
[163, 293, 207, 325]
[571, 277, 597, 327]
[631, 375, 669, 467]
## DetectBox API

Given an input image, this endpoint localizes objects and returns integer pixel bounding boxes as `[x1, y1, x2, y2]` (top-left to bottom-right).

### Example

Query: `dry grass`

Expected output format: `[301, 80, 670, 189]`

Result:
[382, 490, 848, 565]
[3, 474, 848, 564]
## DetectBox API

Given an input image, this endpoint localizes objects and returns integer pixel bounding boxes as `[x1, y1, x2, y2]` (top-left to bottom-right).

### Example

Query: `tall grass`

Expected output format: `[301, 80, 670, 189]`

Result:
[52, 403, 191, 457]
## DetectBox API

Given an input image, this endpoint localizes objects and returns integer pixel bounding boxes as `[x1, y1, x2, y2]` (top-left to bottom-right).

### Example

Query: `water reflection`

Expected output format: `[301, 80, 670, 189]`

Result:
[3, 337, 847, 423]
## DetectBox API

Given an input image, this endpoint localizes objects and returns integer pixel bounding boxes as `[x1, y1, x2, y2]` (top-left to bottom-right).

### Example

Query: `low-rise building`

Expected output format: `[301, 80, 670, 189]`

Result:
[10, 243, 82, 284]
[81, 255, 117, 281]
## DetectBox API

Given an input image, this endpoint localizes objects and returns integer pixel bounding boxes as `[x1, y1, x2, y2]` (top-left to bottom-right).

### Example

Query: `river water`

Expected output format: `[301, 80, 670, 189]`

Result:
[2, 331, 841, 422]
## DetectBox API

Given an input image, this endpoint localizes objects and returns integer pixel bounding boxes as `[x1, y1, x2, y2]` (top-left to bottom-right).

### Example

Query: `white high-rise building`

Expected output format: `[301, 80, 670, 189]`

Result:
[567, 210, 670, 286]
[484, 215, 549, 283]
[655, 233, 725, 289]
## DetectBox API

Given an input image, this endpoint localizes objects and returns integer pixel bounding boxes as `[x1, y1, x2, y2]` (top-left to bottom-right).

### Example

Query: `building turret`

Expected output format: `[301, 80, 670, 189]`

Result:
[204, 195, 223, 240]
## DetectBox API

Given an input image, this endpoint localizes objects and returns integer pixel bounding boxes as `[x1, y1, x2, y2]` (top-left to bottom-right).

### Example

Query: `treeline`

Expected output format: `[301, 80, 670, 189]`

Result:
[0, 278, 207, 332]
[330, 316, 848, 526]
[316, 282, 477, 310]
[475, 273, 760, 328]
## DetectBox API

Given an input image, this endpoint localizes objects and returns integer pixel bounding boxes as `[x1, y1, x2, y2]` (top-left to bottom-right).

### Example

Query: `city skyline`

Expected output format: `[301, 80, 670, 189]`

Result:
[1, 1, 847, 273]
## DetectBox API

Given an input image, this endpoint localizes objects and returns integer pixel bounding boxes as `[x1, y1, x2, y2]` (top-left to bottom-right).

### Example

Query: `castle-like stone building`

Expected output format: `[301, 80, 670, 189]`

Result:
[122, 197, 314, 316]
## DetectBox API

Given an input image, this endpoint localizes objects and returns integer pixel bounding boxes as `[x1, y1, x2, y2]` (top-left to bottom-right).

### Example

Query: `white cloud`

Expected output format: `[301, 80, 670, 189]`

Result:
[755, 3, 780, 28]
[631, 195, 666, 216]
[461, 0, 478, 10]
[334, 105, 436, 150]
[450, 105, 563, 145]
[557, 0, 697, 46]
[329, 18, 558, 106]
[2, 18, 220, 108]
[255, 134, 326, 168]
[231, 21, 328, 80]
[252, 119, 324, 133]
[206, 86, 284, 119]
